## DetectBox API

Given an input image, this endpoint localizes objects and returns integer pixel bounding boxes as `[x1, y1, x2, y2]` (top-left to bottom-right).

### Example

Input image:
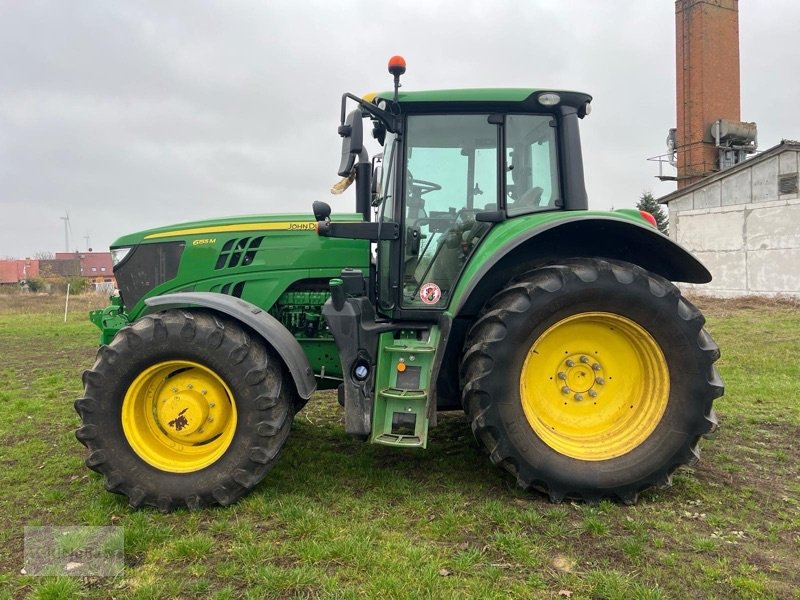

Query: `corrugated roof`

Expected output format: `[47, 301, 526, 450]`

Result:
[657, 139, 800, 204]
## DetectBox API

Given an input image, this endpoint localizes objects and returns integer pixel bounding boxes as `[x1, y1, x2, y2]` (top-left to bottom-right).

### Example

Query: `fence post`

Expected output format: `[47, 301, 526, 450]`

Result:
[64, 283, 71, 323]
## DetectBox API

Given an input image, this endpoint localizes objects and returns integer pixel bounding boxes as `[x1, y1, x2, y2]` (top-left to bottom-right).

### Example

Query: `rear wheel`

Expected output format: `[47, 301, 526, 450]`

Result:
[76, 310, 295, 511]
[460, 259, 722, 504]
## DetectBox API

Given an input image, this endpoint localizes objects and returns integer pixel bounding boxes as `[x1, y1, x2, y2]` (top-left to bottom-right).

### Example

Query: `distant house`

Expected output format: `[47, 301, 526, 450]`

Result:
[40, 258, 81, 278]
[0, 252, 116, 291]
[658, 140, 800, 298]
[54, 252, 116, 289]
[0, 259, 40, 285]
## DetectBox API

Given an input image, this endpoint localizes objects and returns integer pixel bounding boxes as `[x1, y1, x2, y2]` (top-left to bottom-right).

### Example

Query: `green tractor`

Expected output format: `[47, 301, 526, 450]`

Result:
[76, 57, 722, 511]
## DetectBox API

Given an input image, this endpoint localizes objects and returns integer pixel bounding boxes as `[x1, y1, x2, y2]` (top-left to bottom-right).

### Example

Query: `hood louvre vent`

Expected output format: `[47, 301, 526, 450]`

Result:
[214, 236, 265, 270]
[219, 281, 246, 298]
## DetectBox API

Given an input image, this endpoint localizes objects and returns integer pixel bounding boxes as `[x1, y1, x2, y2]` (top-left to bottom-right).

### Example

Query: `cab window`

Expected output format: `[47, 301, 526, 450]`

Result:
[505, 115, 560, 215]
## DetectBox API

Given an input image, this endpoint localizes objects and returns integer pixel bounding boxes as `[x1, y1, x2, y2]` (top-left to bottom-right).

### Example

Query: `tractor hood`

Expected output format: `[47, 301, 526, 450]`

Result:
[109, 212, 368, 318]
[110, 213, 363, 248]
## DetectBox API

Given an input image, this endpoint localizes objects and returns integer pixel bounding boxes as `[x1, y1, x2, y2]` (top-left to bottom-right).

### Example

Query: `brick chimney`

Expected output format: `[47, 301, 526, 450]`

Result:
[675, 0, 741, 189]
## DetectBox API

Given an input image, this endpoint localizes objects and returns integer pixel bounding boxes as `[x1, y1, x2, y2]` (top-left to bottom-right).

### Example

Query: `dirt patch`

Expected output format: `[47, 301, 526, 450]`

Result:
[700, 421, 800, 497]
[688, 293, 800, 316]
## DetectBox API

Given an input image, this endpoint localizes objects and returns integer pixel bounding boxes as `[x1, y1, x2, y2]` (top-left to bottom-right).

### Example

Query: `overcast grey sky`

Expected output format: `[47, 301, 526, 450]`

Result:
[1, 0, 798, 258]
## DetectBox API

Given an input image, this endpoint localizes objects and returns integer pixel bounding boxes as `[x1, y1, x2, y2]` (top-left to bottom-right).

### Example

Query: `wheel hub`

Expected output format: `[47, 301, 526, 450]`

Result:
[158, 391, 208, 438]
[559, 354, 604, 396]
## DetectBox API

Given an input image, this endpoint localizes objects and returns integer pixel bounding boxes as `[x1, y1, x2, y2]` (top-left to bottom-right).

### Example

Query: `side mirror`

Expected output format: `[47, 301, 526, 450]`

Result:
[337, 109, 364, 177]
[370, 154, 383, 207]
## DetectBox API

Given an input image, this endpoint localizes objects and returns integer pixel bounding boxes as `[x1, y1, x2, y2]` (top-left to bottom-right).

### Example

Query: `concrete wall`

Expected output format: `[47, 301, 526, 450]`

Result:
[667, 147, 800, 297]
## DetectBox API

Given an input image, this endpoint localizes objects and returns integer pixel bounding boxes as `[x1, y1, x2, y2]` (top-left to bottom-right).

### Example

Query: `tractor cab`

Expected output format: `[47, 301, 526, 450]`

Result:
[315, 56, 593, 319]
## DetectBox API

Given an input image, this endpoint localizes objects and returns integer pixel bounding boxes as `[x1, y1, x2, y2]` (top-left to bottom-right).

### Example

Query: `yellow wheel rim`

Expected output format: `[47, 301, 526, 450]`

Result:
[122, 360, 237, 473]
[519, 312, 669, 461]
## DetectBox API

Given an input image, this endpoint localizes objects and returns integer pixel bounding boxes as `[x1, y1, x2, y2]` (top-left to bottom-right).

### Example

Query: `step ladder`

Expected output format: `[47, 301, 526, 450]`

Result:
[371, 328, 440, 448]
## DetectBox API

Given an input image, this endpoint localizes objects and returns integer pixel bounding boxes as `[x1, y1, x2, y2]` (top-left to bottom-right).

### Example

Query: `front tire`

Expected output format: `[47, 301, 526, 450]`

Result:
[75, 310, 295, 511]
[460, 259, 722, 504]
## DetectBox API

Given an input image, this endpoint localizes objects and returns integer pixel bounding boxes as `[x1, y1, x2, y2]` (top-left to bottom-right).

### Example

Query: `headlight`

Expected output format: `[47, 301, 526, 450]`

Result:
[111, 247, 132, 266]
[537, 92, 561, 106]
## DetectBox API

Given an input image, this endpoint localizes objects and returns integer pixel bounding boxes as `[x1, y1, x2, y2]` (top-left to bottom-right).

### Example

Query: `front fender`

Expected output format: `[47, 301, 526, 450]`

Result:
[144, 292, 316, 400]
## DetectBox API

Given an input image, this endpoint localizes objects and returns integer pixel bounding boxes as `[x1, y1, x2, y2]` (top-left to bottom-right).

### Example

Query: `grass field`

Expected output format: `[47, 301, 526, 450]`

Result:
[0, 293, 798, 599]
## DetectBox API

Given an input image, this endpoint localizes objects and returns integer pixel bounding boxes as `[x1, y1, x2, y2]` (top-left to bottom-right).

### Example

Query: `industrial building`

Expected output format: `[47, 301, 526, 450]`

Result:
[657, 0, 799, 298]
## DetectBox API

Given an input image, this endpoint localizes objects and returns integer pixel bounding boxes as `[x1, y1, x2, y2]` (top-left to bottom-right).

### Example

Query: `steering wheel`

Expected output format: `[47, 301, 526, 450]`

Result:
[410, 178, 442, 195]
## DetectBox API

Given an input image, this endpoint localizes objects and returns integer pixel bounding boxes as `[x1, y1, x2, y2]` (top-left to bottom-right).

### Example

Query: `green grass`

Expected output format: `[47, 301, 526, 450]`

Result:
[0, 293, 799, 599]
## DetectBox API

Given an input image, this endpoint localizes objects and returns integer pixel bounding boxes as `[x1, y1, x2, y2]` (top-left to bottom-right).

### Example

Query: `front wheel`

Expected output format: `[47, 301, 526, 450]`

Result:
[75, 310, 295, 511]
[460, 259, 722, 504]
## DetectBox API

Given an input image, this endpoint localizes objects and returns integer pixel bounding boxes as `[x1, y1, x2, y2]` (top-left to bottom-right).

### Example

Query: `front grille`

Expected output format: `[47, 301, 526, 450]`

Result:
[114, 241, 185, 309]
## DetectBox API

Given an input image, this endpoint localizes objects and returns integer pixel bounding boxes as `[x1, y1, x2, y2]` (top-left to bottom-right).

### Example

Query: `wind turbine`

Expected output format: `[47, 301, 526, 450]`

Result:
[60, 211, 73, 253]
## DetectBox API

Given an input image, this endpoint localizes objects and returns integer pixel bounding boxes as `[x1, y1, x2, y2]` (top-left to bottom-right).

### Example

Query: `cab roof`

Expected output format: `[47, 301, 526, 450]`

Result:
[369, 88, 592, 113]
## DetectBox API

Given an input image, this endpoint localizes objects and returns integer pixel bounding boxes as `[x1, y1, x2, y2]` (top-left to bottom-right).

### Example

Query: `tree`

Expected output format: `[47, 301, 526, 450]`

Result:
[33, 251, 54, 260]
[636, 192, 668, 234]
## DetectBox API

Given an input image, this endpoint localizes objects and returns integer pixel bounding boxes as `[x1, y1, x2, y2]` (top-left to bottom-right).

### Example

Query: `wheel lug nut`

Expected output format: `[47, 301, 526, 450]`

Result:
[198, 428, 204, 434]
[580, 356, 589, 364]
[207, 416, 214, 423]
[566, 359, 575, 367]
[209, 402, 216, 408]
[588, 390, 598, 398]
[596, 377, 605, 385]
[171, 387, 178, 393]
[592, 363, 601, 371]
[561, 386, 570, 394]
[201, 389, 207, 395]
[574, 393, 584, 401]
[187, 384, 193, 389]
[557, 372, 567, 380]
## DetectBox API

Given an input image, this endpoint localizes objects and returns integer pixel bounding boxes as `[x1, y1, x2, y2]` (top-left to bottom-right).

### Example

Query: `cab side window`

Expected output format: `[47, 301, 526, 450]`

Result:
[506, 115, 560, 216]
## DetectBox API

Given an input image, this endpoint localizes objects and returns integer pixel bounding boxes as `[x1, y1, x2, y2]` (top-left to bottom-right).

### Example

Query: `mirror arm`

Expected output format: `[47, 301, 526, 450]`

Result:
[318, 221, 400, 241]
[340, 93, 399, 133]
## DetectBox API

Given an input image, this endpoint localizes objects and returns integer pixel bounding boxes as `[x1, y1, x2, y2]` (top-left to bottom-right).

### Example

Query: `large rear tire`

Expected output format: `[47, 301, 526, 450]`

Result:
[460, 259, 722, 504]
[75, 310, 295, 511]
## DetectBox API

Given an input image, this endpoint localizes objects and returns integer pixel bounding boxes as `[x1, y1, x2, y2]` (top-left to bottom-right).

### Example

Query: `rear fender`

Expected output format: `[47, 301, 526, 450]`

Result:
[451, 215, 710, 317]
[144, 292, 316, 400]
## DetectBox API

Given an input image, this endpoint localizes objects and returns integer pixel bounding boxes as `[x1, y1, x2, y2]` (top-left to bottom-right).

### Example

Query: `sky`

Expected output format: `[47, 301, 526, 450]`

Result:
[1, 0, 799, 258]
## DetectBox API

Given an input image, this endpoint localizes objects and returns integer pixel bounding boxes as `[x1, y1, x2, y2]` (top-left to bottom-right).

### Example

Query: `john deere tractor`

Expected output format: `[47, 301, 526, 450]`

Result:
[76, 57, 722, 511]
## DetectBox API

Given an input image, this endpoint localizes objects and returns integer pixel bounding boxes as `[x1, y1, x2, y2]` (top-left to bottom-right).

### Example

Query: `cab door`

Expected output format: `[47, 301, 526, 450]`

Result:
[398, 114, 500, 311]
